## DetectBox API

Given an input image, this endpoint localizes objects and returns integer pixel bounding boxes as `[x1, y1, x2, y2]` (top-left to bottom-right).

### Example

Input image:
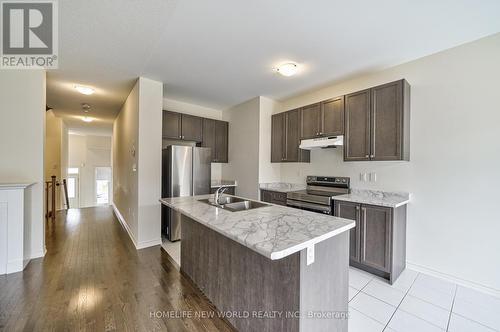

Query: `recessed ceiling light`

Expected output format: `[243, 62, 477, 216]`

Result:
[275, 62, 299, 77]
[74, 85, 95, 95]
[82, 116, 94, 123]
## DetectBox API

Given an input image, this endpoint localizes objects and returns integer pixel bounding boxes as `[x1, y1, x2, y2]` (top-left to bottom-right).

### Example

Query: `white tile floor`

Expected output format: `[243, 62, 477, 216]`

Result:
[161, 241, 500, 332]
[348, 267, 500, 332]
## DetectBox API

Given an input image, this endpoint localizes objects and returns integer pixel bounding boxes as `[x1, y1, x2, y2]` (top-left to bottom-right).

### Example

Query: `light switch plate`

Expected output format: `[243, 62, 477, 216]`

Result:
[370, 172, 377, 182]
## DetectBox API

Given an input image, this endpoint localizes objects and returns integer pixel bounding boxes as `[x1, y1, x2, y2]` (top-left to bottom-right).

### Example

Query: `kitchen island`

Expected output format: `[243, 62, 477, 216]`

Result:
[160, 195, 355, 332]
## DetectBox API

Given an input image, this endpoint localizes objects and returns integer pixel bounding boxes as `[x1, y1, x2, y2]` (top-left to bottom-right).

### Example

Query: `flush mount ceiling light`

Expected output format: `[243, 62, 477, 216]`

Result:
[82, 116, 94, 123]
[275, 62, 299, 77]
[74, 85, 95, 95]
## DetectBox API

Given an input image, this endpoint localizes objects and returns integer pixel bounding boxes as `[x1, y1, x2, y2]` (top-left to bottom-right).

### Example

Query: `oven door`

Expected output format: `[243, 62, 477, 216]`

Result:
[286, 199, 332, 215]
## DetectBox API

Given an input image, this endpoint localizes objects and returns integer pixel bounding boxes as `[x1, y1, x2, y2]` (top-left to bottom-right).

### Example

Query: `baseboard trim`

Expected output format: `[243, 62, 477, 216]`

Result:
[111, 203, 138, 248]
[30, 248, 46, 259]
[137, 238, 162, 250]
[407, 261, 500, 299]
[6, 258, 24, 274]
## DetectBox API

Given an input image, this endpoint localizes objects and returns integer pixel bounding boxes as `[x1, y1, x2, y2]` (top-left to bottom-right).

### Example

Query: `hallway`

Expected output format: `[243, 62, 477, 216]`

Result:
[0, 207, 234, 331]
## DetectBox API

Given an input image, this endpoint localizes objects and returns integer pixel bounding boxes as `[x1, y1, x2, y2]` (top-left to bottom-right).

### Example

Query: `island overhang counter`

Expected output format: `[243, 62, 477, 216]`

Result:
[160, 195, 355, 332]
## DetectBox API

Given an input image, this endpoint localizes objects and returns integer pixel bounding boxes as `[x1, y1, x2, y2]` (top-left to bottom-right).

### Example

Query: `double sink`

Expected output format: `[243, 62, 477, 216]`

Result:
[198, 196, 269, 212]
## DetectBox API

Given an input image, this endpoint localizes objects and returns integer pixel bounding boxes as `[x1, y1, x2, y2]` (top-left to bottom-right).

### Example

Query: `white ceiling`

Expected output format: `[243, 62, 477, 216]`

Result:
[48, 0, 500, 131]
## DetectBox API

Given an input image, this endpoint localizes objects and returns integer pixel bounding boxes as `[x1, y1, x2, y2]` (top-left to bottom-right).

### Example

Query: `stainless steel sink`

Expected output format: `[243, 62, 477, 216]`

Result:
[198, 196, 245, 205]
[216, 196, 246, 205]
[198, 197, 269, 212]
[223, 200, 269, 212]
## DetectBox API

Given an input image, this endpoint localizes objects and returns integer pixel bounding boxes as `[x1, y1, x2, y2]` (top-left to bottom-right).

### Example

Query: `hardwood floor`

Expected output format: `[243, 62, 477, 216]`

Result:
[0, 207, 235, 332]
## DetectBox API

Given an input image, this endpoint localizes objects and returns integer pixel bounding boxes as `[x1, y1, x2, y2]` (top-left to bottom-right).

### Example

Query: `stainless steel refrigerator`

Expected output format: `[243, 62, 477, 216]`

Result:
[161, 145, 211, 241]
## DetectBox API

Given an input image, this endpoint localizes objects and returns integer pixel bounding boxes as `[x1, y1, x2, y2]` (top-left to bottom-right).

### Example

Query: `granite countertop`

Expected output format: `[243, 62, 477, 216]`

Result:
[334, 189, 410, 208]
[160, 195, 355, 260]
[211, 180, 237, 188]
[259, 182, 307, 193]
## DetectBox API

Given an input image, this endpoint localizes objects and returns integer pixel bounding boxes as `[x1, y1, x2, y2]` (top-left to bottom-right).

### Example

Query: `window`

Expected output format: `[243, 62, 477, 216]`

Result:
[95, 167, 111, 205]
[67, 178, 76, 198]
[68, 167, 79, 174]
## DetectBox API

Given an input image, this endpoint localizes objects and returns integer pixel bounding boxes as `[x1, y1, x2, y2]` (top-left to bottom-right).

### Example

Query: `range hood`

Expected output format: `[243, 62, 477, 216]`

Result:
[299, 136, 343, 150]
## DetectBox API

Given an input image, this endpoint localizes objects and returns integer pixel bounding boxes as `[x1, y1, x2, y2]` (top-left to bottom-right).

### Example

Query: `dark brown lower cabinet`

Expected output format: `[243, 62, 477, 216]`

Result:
[360, 205, 391, 273]
[335, 201, 361, 262]
[334, 200, 407, 284]
[260, 190, 287, 206]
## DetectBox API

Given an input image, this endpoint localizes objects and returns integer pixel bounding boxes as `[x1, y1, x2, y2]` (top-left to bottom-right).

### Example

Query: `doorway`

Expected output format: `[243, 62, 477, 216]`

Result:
[95, 167, 112, 205]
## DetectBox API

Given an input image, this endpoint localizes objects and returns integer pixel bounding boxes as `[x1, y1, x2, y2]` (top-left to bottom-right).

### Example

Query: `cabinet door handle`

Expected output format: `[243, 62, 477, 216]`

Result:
[370, 154, 374, 158]
[365, 155, 369, 158]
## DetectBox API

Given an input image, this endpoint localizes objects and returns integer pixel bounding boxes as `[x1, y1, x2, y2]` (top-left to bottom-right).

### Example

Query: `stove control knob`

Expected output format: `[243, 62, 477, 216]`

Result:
[342, 179, 347, 183]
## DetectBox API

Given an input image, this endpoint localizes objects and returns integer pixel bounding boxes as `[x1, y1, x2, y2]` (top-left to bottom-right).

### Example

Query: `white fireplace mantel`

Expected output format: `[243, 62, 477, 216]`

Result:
[0, 182, 36, 275]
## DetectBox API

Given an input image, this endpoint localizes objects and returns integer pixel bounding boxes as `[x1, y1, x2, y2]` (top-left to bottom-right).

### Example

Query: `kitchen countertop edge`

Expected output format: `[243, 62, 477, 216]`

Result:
[160, 196, 355, 261]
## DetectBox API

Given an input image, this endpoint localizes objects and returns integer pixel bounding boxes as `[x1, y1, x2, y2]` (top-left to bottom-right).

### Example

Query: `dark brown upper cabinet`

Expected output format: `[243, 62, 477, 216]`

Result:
[162, 111, 182, 140]
[202, 118, 228, 163]
[202, 118, 216, 160]
[214, 120, 228, 163]
[271, 110, 310, 163]
[300, 103, 321, 139]
[162, 110, 203, 142]
[344, 89, 371, 161]
[321, 96, 345, 136]
[271, 112, 285, 162]
[371, 80, 410, 161]
[181, 114, 203, 142]
[344, 79, 410, 161]
[300, 97, 345, 139]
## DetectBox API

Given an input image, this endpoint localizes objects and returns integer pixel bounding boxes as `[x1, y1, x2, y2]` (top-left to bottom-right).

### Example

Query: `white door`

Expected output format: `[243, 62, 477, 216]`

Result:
[66, 172, 80, 209]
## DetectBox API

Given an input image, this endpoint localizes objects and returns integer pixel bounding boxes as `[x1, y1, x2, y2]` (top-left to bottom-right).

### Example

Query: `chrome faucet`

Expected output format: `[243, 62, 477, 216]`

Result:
[214, 186, 229, 206]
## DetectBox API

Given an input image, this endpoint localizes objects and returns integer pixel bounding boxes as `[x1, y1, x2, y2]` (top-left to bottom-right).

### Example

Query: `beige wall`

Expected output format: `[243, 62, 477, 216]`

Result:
[113, 77, 163, 248]
[275, 33, 500, 293]
[45, 110, 63, 210]
[0, 70, 46, 258]
[221, 97, 261, 199]
[61, 122, 69, 207]
[113, 80, 140, 242]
